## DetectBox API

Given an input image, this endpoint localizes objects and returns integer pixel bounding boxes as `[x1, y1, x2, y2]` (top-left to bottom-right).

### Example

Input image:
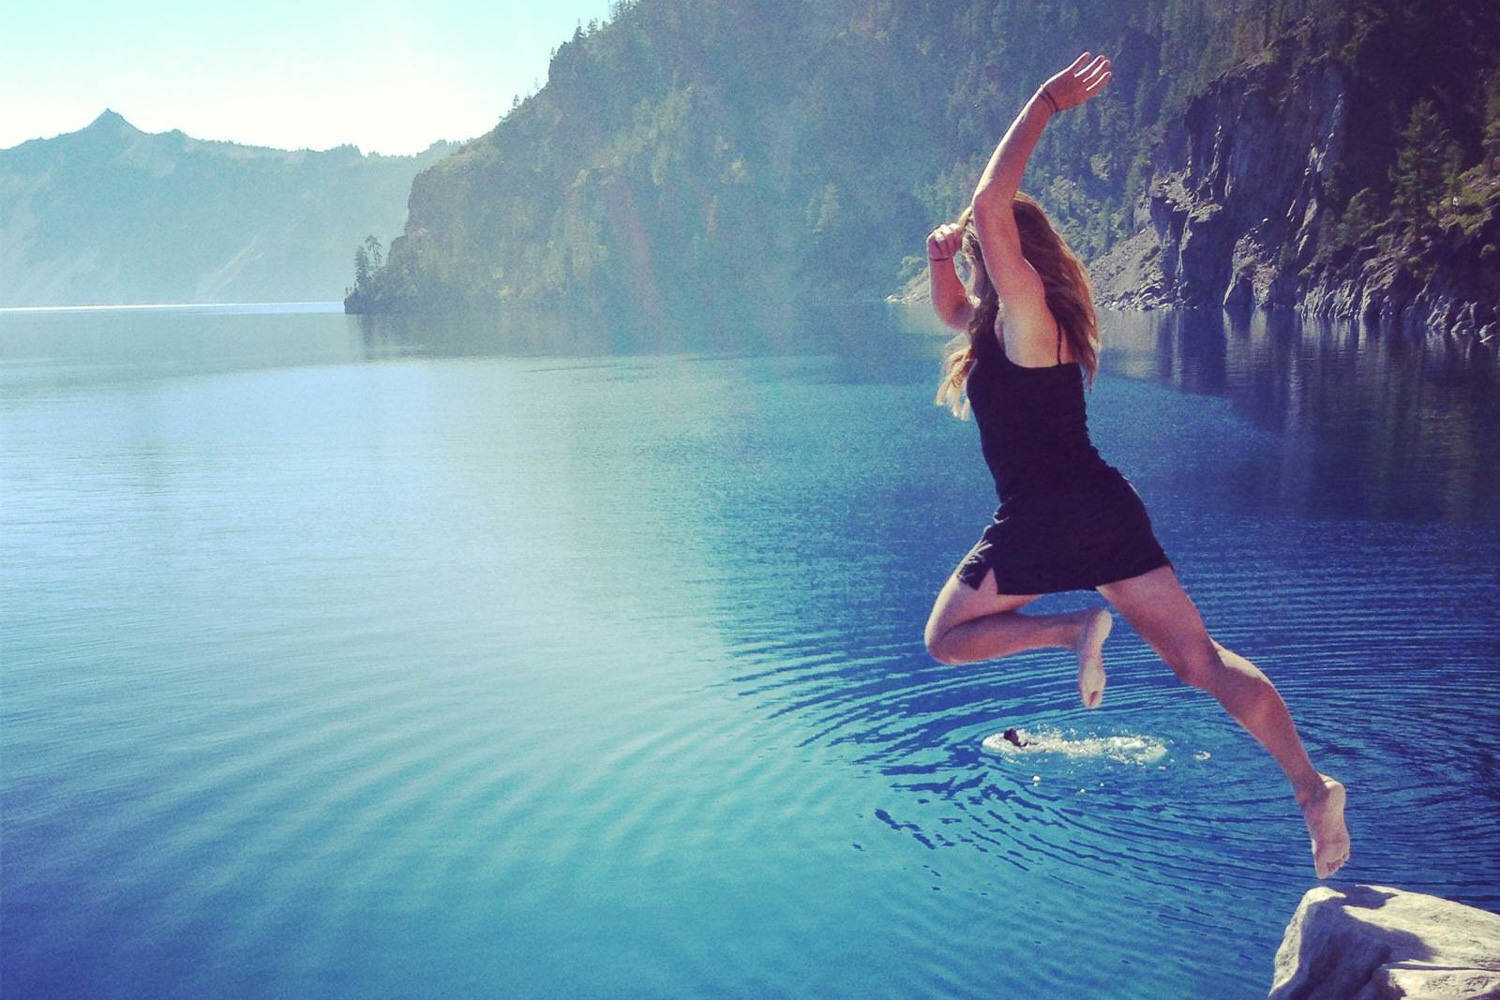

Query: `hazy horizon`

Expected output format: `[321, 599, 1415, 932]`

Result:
[4, 108, 461, 158]
[1, 0, 618, 155]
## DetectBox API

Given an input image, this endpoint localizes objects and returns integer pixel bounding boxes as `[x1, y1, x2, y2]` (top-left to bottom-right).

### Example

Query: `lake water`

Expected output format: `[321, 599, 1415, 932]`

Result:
[3, 303, 1498, 999]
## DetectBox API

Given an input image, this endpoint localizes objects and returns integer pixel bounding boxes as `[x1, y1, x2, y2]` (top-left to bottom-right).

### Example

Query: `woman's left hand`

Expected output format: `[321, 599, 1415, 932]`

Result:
[927, 221, 965, 261]
[1041, 52, 1111, 112]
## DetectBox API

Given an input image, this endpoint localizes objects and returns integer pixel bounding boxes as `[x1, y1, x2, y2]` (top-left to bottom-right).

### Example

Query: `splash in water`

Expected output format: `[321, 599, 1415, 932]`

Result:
[981, 726, 1169, 766]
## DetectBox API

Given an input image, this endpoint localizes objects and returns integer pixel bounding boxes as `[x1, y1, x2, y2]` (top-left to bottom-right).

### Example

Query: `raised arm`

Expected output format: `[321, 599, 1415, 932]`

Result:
[972, 51, 1111, 222]
[969, 53, 1110, 353]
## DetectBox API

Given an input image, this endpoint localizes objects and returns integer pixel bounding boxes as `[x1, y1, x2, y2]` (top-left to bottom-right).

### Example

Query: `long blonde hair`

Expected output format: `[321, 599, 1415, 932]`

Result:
[935, 192, 1101, 418]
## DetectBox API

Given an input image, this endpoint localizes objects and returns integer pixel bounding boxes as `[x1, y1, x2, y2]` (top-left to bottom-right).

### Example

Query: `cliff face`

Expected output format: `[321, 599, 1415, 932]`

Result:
[345, 1, 941, 328]
[348, 0, 1285, 323]
[1091, 52, 1348, 310]
[1090, 24, 1500, 340]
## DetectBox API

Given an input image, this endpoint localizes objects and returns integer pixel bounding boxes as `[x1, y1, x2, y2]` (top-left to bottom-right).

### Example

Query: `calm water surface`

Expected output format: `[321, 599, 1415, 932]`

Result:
[3, 304, 1498, 999]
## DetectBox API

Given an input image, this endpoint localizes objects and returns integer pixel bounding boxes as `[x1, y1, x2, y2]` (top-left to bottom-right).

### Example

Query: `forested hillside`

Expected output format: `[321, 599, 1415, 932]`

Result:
[349, 0, 1498, 337]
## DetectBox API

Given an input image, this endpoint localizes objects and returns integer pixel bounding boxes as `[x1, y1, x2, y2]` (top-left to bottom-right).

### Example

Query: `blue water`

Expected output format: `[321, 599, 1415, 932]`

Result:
[3, 304, 1498, 999]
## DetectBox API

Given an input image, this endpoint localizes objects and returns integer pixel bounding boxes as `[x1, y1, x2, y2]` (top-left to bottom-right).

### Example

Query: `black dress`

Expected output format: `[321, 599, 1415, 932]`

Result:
[954, 323, 1172, 594]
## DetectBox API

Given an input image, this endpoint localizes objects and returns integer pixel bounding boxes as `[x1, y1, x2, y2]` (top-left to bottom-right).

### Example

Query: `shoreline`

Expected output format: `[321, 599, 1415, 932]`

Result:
[0, 300, 343, 315]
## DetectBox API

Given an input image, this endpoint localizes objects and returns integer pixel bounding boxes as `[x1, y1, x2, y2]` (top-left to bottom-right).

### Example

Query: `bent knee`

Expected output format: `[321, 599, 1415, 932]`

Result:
[924, 627, 963, 666]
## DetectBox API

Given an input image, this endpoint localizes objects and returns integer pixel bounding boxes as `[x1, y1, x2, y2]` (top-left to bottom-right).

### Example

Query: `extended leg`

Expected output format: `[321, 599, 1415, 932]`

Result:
[1097, 566, 1350, 877]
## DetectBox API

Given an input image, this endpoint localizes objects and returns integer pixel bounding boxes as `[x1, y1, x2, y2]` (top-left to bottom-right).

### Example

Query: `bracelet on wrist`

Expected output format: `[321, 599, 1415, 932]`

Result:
[1039, 87, 1059, 114]
[928, 255, 953, 263]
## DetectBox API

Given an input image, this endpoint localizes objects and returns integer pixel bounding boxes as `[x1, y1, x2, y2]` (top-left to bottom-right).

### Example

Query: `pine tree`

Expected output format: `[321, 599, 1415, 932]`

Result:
[1338, 187, 1382, 250]
[363, 235, 385, 271]
[1483, 84, 1500, 176]
[1388, 98, 1460, 238]
[353, 246, 372, 290]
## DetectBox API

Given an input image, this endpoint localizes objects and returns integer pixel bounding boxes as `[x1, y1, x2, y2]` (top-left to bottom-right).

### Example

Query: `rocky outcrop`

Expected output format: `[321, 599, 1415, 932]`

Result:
[1269, 885, 1500, 1000]
[1090, 35, 1499, 341]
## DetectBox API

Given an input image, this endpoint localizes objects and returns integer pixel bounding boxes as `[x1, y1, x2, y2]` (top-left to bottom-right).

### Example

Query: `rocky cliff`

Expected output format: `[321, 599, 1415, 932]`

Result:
[1090, 18, 1500, 340]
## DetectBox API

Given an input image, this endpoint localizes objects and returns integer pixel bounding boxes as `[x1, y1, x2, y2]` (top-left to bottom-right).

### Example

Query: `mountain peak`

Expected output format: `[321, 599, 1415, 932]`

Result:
[87, 109, 139, 134]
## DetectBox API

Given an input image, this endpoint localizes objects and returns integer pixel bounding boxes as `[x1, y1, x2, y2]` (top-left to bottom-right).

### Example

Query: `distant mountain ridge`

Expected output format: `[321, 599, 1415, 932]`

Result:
[0, 111, 455, 306]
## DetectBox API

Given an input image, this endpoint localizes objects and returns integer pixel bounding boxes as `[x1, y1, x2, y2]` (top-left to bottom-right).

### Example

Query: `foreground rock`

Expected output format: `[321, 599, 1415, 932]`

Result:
[1269, 884, 1500, 999]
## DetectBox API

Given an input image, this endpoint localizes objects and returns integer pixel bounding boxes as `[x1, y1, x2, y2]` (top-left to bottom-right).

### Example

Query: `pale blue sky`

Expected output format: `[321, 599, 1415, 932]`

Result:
[3, 0, 619, 153]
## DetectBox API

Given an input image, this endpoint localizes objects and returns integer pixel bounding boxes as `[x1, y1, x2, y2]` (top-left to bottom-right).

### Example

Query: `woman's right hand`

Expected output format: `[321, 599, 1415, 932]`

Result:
[1041, 52, 1111, 112]
[927, 222, 965, 262]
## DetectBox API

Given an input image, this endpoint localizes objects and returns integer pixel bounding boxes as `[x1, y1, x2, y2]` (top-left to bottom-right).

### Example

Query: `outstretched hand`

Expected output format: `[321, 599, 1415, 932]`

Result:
[1042, 51, 1111, 112]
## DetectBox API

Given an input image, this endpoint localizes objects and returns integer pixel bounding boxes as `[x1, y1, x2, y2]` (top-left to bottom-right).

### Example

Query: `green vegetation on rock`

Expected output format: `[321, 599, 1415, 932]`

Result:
[348, 0, 1498, 335]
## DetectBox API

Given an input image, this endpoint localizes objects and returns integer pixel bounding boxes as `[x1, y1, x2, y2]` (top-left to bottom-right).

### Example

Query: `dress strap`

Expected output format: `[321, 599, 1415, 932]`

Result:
[1055, 320, 1063, 365]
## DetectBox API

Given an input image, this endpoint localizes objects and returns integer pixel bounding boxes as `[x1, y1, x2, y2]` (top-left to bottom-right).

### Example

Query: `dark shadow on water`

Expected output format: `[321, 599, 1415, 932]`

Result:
[1099, 305, 1500, 525]
[1103, 305, 1499, 432]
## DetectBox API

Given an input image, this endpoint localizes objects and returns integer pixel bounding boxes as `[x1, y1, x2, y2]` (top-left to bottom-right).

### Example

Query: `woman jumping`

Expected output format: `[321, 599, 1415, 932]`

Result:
[921, 51, 1350, 878]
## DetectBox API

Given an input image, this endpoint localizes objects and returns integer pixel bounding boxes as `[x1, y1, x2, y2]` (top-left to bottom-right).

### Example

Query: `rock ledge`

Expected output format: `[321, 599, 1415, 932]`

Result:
[1269, 884, 1500, 1000]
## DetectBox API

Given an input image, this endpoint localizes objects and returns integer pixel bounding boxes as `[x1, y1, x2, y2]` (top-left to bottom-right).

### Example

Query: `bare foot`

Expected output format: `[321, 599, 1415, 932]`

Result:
[1071, 608, 1113, 709]
[1297, 774, 1350, 878]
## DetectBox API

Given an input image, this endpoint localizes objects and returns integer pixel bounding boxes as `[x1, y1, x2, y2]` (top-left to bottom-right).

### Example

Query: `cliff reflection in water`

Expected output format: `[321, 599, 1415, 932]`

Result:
[1098, 306, 1500, 525]
[352, 301, 938, 377]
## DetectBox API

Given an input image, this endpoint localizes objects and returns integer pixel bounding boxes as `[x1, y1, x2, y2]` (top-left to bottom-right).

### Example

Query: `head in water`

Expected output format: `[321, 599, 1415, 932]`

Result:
[935, 192, 1101, 418]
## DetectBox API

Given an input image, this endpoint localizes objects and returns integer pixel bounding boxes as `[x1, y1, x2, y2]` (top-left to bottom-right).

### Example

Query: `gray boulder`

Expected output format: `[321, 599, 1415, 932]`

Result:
[1269, 885, 1500, 999]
